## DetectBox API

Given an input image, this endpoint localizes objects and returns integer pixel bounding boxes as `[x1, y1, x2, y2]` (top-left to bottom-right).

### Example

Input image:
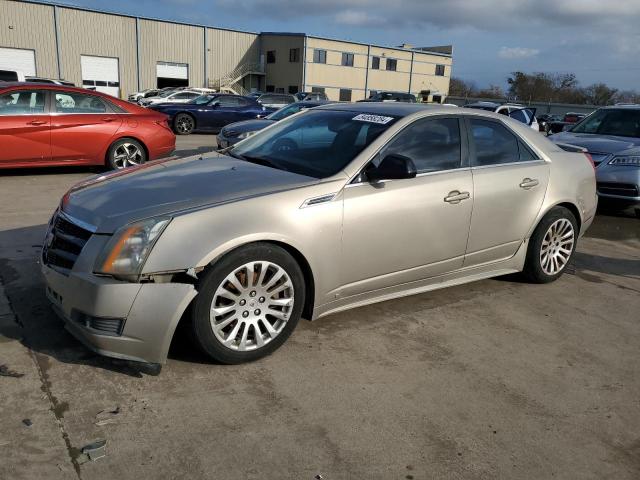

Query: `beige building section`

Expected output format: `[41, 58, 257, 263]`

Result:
[2, 1, 452, 100]
[138, 19, 205, 91]
[0, 0, 58, 78]
[57, 8, 137, 95]
[261, 34, 304, 94]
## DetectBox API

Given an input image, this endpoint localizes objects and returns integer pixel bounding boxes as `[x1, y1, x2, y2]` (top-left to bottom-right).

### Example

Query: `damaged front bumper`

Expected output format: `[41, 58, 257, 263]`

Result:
[42, 264, 196, 365]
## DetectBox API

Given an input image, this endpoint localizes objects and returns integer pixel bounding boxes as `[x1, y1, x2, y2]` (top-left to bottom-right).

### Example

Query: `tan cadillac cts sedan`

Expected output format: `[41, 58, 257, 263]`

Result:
[42, 103, 597, 368]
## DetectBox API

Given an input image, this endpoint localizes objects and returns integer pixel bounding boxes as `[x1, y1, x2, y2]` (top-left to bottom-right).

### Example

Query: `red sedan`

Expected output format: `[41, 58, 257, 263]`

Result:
[0, 83, 175, 169]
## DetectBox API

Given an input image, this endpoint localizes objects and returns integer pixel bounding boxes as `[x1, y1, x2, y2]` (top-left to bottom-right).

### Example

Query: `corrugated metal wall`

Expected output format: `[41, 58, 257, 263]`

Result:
[0, 0, 58, 78]
[57, 8, 137, 94]
[207, 28, 260, 84]
[138, 19, 204, 90]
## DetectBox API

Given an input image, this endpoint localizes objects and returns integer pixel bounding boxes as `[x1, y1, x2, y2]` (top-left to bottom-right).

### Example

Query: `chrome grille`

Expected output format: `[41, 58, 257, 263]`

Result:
[43, 212, 93, 273]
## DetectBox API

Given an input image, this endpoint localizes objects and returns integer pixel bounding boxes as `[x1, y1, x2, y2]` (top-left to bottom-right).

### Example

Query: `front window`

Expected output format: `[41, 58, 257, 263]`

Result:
[230, 110, 398, 179]
[372, 56, 380, 69]
[289, 48, 300, 63]
[386, 59, 397, 71]
[435, 64, 446, 76]
[188, 94, 216, 105]
[339, 89, 352, 102]
[266, 51, 276, 64]
[313, 49, 327, 64]
[341, 53, 354, 67]
[570, 109, 640, 138]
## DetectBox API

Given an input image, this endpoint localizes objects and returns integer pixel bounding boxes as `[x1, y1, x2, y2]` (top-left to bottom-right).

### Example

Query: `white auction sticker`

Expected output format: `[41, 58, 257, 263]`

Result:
[352, 114, 394, 124]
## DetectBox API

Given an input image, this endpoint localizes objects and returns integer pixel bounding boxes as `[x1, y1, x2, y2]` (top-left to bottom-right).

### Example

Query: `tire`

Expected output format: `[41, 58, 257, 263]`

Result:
[190, 243, 305, 364]
[107, 138, 146, 170]
[522, 206, 578, 283]
[174, 113, 195, 135]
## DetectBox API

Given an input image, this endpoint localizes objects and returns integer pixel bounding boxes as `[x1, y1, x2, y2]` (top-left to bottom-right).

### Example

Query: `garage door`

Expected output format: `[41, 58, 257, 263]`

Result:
[81, 55, 120, 98]
[156, 62, 188, 88]
[0, 47, 36, 76]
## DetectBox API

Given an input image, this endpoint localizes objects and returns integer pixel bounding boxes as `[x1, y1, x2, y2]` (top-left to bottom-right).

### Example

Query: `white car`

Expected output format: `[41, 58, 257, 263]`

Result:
[465, 101, 539, 131]
[140, 90, 202, 107]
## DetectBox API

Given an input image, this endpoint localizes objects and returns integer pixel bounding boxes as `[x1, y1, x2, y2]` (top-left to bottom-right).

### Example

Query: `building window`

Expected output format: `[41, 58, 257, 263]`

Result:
[288, 85, 299, 94]
[311, 87, 325, 94]
[339, 89, 352, 101]
[341, 53, 354, 67]
[267, 51, 276, 64]
[266, 85, 275, 92]
[371, 56, 380, 69]
[276, 87, 285, 93]
[386, 59, 397, 71]
[435, 64, 446, 76]
[313, 49, 327, 64]
[289, 48, 300, 63]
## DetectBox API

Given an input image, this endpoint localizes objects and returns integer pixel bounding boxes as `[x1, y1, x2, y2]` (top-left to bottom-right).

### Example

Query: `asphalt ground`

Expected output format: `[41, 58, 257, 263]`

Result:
[1, 135, 639, 479]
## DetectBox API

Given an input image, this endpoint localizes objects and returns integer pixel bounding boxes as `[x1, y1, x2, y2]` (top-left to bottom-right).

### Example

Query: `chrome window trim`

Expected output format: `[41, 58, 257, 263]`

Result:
[470, 159, 547, 170]
[345, 166, 471, 188]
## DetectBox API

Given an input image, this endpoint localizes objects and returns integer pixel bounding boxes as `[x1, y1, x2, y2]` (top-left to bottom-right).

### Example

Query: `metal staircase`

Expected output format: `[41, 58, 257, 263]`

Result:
[210, 62, 264, 96]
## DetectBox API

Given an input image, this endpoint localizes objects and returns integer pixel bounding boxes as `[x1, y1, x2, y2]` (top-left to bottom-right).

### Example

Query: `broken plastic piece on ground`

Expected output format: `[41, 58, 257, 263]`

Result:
[22, 418, 32, 427]
[95, 406, 120, 426]
[0, 364, 24, 378]
[81, 439, 107, 461]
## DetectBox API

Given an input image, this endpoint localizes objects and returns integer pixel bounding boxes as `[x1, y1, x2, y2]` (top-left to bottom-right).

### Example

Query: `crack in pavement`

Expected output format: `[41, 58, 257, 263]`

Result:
[0, 270, 82, 479]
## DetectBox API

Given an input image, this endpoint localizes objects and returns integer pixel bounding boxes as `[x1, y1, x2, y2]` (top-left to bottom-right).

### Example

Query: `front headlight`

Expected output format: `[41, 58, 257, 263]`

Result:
[609, 155, 640, 166]
[95, 217, 171, 279]
[237, 130, 258, 139]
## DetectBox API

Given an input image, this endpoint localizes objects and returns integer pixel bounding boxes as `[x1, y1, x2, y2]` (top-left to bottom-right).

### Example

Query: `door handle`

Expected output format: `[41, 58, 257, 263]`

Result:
[519, 178, 539, 189]
[102, 117, 116, 122]
[444, 190, 471, 204]
[27, 120, 47, 126]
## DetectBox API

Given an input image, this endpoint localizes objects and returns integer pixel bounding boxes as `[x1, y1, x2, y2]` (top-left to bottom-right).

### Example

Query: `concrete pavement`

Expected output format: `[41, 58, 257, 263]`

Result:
[1, 136, 639, 479]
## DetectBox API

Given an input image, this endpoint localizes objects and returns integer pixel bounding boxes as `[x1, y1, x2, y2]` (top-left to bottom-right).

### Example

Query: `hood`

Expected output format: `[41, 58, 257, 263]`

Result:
[61, 153, 318, 233]
[222, 119, 275, 135]
[551, 132, 640, 156]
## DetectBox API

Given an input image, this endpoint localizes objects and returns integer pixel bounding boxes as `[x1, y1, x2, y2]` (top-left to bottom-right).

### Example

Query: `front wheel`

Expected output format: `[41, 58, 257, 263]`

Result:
[522, 206, 578, 283]
[190, 243, 305, 364]
[107, 138, 146, 170]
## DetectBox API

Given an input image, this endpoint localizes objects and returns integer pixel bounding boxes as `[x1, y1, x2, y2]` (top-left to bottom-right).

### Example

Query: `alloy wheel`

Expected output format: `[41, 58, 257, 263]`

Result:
[113, 143, 143, 169]
[176, 115, 194, 134]
[539, 218, 575, 275]
[210, 261, 295, 351]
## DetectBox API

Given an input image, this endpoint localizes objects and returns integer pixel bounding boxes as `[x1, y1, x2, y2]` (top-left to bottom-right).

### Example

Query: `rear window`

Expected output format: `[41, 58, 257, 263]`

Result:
[571, 109, 640, 138]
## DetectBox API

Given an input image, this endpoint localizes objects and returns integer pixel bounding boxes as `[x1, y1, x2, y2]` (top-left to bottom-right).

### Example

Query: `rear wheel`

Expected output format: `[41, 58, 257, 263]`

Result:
[522, 206, 578, 283]
[107, 138, 146, 170]
[190, 243, 305, 364]
[174, 113, 195, 135]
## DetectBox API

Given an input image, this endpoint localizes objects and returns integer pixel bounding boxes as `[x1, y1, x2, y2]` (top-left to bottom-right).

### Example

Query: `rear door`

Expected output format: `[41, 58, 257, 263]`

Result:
[0, 89, 51, 166]
[50, 90, 123, 164]
[207, 96, 253, 129]
[464, 117, 549, 267]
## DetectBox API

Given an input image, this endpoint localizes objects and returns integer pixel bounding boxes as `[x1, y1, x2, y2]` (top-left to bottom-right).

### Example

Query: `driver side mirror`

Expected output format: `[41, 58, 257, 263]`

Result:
[366, 154, 417, 182]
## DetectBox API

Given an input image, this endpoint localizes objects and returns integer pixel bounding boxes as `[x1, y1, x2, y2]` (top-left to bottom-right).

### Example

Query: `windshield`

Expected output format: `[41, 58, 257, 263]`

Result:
[266, 103, 306, 121]
[158, 90, 174, 98]
[571, 109, 640, 137]
[231, 110, 397, 179]
[189, 94, 215, 105]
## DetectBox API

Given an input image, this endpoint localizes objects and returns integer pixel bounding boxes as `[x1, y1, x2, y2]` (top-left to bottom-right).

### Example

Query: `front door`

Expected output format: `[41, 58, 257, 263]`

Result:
[0, 89, 51, 166]
[464, 117, 550, 267]
[49, 90, 122, 164]
[340, 117, 474, 298]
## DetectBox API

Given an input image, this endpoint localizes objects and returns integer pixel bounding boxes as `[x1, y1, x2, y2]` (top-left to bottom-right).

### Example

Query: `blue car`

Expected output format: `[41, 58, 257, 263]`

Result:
[149, 94, 266, 135]
[550, 105, 640, 210]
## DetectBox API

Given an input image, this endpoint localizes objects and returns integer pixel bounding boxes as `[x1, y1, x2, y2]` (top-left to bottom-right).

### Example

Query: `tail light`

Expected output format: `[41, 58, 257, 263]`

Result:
[584, 152, 596, 172]
[154, 119, 172, 132]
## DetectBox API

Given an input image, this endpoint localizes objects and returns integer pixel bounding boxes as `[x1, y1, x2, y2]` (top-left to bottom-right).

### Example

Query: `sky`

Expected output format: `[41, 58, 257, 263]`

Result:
[42, 0, 640, 91]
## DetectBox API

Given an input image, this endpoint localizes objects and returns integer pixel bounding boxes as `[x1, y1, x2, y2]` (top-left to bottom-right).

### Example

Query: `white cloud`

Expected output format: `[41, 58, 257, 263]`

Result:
[335, 10, 384, 26]
[498, 47, 540, 59]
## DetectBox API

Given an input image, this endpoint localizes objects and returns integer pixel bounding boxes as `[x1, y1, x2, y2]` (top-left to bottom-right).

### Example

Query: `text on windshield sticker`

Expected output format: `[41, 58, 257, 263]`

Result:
[352, 114, 394, 124]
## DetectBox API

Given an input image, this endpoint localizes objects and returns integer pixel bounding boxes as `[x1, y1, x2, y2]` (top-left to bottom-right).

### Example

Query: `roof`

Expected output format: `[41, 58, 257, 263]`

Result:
[261, 32, 452, 58]
[316, 102, 449, 116]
